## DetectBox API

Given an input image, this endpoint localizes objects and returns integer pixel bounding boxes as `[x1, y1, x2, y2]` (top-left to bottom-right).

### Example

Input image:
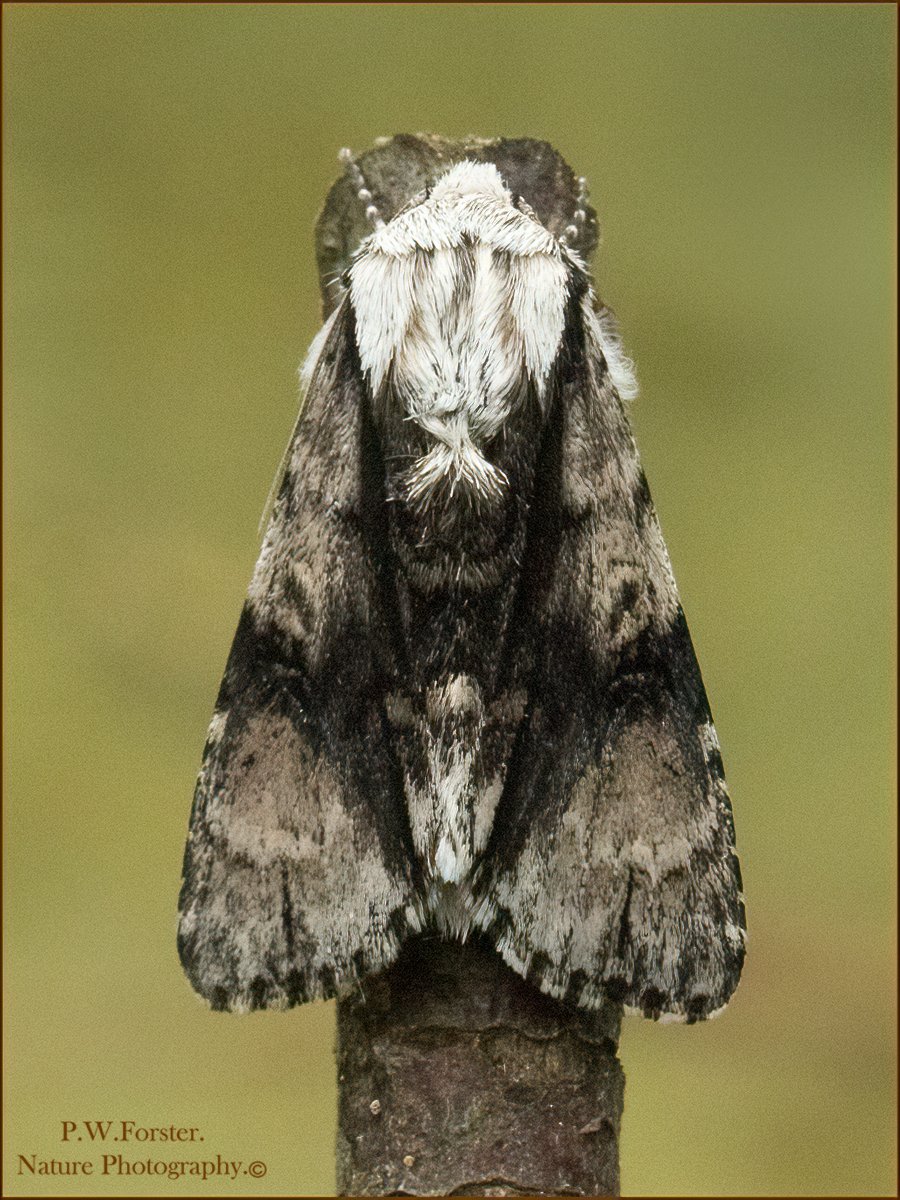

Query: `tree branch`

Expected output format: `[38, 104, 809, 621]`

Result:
[336, 937, 623, 1197]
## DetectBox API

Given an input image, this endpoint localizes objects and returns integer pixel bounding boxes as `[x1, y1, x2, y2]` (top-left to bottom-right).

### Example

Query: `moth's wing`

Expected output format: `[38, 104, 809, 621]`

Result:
[178, 302, 421, 1011]
[481, 302, 745, 1022]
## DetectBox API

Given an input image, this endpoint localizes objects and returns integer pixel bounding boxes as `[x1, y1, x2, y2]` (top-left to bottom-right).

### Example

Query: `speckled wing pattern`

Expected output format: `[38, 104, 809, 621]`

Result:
[178, 302, 422, 1011]
[477, 302, 746, 1021]
[179, 146, 745, 1021]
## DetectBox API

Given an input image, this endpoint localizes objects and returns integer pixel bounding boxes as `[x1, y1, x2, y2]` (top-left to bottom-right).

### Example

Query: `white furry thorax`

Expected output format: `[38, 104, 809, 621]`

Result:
[349, 161, 572, 504]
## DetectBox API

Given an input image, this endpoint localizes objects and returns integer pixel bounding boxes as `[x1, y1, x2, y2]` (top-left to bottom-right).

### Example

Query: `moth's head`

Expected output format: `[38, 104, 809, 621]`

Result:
[354, 159, 573, 265]
[392, 157, 541, 215]
[402, 158, 524, 215]
[316, 134, 598, 317]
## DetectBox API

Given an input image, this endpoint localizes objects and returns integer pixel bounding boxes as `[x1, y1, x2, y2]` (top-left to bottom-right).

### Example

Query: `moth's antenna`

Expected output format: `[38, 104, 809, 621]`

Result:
[339, 147, 384, 229]
[560, 174, 590, 247]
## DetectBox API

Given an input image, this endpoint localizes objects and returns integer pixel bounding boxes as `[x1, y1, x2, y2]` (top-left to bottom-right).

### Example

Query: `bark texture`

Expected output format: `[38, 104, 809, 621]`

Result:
[319, 136, 623, 1197]
[336, 936, 623, 1197]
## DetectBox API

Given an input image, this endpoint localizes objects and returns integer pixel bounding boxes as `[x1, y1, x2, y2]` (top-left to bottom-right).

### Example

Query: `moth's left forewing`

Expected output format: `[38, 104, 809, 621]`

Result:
[178, 301, 422, 1012]
[480, 293, 745, 1022]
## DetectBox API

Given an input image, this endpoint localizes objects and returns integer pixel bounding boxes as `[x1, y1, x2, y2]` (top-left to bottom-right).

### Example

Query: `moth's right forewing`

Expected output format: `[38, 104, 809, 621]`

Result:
[480, 298, 745, 1022]
[178, 301, 421, 1012]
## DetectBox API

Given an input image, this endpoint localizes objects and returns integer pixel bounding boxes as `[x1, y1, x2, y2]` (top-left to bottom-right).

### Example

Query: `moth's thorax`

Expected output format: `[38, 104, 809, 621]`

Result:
[378, 399, 544, 595]
[350, 161, 570, 512]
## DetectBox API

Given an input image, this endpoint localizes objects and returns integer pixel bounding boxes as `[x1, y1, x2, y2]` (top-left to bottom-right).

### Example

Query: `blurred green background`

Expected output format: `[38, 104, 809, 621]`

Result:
[4, 4, 895, 1196]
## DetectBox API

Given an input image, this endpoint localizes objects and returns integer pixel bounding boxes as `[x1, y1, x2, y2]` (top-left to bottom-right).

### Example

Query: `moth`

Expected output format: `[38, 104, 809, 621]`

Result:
[178, 135, 745, 1023]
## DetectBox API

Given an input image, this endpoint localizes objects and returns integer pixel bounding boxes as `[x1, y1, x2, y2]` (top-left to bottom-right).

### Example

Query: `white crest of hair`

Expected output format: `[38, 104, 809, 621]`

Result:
[349, 160, 570, 502]
[583, 296, 639, 401]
